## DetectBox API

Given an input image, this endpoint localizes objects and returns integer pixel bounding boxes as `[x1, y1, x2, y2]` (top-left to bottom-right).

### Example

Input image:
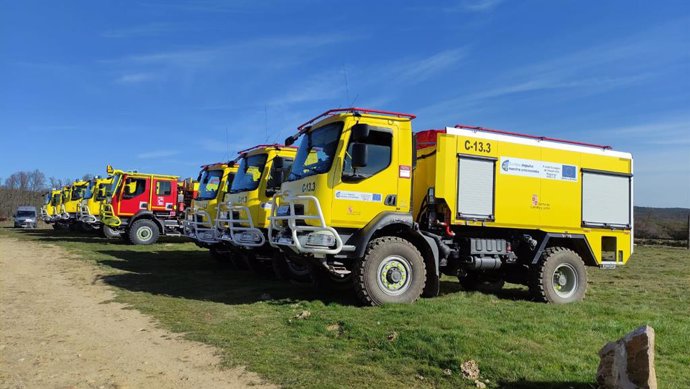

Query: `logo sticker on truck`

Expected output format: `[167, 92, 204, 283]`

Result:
[335, 191, 382, 202]
[500, 157, 578, 182]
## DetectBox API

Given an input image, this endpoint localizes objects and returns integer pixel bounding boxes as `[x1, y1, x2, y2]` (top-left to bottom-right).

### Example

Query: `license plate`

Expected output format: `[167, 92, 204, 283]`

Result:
[241, 232, 254, 242]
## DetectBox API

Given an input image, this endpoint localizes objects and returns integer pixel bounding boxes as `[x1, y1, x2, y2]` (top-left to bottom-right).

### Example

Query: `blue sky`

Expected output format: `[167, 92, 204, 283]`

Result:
[1, 0, 688, 207]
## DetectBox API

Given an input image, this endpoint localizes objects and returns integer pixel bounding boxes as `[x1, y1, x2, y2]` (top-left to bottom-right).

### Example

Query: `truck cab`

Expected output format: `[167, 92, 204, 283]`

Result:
[184, 161, 238, 256]
[59, 181, 89, 226]
[40, 189, 62, 224]
[219, 144, 308, 280]
[101, 166, 190, 245]
[269, 108, 633, 306]
[78, 176, 114, 227]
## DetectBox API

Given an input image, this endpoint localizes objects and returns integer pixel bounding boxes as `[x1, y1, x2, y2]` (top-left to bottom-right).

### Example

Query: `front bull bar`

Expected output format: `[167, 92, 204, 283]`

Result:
[267, 191, 343, 255]
[217, 203, 265, 248]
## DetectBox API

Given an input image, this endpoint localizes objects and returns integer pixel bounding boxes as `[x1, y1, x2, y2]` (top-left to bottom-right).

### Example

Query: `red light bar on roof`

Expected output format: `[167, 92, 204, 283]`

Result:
[454, 124, 612, 150]
[297, 107, 416, 131]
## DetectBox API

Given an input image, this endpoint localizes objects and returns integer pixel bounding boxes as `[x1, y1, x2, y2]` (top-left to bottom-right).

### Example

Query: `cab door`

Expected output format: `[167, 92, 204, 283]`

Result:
[331, 123, 399, 228]
[151, 178, 177, 212]
[118, 176, 150, 216]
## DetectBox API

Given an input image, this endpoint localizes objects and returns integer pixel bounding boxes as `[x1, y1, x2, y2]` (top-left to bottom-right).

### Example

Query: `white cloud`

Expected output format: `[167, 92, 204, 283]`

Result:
[457, 0, 503, 12]
[115, 72, 160, 84]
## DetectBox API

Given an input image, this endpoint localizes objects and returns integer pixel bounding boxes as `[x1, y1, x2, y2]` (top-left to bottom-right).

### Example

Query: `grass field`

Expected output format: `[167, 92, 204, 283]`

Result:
[3, 226, 689, 388]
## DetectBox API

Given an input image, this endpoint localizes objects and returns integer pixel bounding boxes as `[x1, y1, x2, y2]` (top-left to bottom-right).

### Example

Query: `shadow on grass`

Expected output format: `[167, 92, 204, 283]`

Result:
[497, 380, 595, 389]
[14, 227, 191, 245]
[96, 249, 360, 306]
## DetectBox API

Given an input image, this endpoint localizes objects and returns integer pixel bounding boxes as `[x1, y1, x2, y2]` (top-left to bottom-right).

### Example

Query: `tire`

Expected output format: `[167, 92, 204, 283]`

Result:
[530, 247, 587, 304]
[458, 273, 505, 293]
[243, 252, 272, 276]
[308, 263, 352, 292]
[273, 252, 311, 282]
[127, 219, 160, 245]
[354, 237, 426, 306]
[210, 246, 235, 268]
[102, 225, 122, 239]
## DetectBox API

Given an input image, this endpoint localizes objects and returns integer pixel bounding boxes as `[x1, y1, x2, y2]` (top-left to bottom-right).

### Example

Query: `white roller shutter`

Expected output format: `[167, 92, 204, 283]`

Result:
[457, 157, 495, 219]
[582, 171, 631, 227]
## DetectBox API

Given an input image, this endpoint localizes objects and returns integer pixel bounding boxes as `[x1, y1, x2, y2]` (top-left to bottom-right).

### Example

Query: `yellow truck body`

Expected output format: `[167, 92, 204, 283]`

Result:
[78, 176, 114, 224]
[184, 162, 238, 245]
[268, 108, 634, 305]
[40, 189, 62, 222]
[60, 181, 89, 220]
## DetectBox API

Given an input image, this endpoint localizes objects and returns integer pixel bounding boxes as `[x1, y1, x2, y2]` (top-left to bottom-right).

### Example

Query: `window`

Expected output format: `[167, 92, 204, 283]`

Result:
[582, 171, 631, 227]
[71, 186, 86, 201]
[95, 184, 107, 201]
[342, 128, 392, 181]
[156, 180, 172, 196]
[231, 154, 268, 193]
[122, 178, 147, 199]
[288, 122, 343, 181]
[457, 156, 495, 220]
[197, 169, 223, 200]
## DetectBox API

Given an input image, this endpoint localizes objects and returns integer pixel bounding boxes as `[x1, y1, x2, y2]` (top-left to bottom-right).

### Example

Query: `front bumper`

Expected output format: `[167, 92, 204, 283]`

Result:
[78, 204, 100, 224]
[182, 208, 224, 244]
[267, 191, 343, 255]
[216, 203, 265, 248]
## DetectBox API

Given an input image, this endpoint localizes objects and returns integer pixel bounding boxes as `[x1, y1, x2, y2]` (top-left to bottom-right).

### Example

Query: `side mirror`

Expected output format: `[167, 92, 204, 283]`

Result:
[350, 123, 370, 142]
[351, 143, 368, 168]
[273, 156, 284, 170]
[285, 135, 297, 146]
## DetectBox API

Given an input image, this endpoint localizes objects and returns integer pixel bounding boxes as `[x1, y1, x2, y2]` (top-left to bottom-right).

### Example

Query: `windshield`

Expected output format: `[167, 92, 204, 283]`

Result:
[83, 181, 96, 200]
[95, 183, 108, 201]
[288, 122, 343, 181]
[17, 210, 35, 217]
[108, 174, 122, 197]
[197, 169, 224, 200]
[43, 194, 51, 205]
[52, 194, 61, 206]
[71, 185, 86, 201]
[230, 154, 268, 193]
[224, 173, 236, 193]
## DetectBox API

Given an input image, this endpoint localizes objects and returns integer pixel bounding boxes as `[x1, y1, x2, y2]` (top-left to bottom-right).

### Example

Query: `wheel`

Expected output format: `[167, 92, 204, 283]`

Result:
[210, 246, 236, 268]
[127, 219, 160, 245]
[243, 252, 272, 276]
[101, 225, 122, 239]
[354, 237, 426, 306]
[458, 273, 505, 293]
[530, 247, 587, 304]
[273, 252, 311, 282]
[307, 263, 352, 291]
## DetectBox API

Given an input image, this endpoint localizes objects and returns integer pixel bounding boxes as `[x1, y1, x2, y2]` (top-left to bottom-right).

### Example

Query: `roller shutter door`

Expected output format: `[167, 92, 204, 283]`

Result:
[457, 157, 495, 219]
[582, 171, 631, 227]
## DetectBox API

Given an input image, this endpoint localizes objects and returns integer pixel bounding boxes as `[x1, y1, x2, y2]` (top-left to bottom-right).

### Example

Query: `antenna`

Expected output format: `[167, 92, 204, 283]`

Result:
[225, 128, 230, 160]
[343, 66, 350, 108]
[264, 104, 269, 143]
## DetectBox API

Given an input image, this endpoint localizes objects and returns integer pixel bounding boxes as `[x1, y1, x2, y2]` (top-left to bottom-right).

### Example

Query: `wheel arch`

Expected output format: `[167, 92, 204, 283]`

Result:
[532, 233, 597, 266]
[130, 211, 164, 233]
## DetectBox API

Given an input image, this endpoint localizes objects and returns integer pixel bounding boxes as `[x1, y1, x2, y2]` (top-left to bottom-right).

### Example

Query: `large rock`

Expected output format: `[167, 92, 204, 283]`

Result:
[597, 325, 657, 389]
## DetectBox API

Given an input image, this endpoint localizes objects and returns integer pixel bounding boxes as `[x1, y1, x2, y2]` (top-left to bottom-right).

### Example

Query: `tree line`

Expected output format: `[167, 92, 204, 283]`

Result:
[0, 169, 94, 220]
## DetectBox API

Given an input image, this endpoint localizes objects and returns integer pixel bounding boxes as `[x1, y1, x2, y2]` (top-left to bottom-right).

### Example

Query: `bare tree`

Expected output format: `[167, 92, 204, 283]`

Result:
[82, 173, 94, 181]
[28, 169, 46, 191]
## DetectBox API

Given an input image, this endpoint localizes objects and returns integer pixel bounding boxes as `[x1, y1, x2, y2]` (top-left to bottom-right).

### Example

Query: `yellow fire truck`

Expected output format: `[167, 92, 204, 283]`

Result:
[219, 144, 309, 280]
[183, 161, 238, 263]
[40, 189, 62, 226]
[78, 176, 114, 231]
[268, 108, 633, 305]
[59, 180, 89, 230]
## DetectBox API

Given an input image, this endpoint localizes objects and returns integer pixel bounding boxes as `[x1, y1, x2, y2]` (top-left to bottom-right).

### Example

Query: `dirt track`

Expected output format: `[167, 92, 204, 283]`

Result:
[0, 236, 274, 389]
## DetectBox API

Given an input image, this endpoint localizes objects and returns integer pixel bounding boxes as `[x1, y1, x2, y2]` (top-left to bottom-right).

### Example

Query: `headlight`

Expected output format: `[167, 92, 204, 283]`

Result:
[238, 230, 262, 243]
[305, 232, 336, 247]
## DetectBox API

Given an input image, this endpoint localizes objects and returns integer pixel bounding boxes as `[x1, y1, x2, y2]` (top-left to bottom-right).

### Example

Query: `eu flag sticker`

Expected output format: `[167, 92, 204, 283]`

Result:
[562, 165, 577, 179]
[372, 194, 382, 202]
